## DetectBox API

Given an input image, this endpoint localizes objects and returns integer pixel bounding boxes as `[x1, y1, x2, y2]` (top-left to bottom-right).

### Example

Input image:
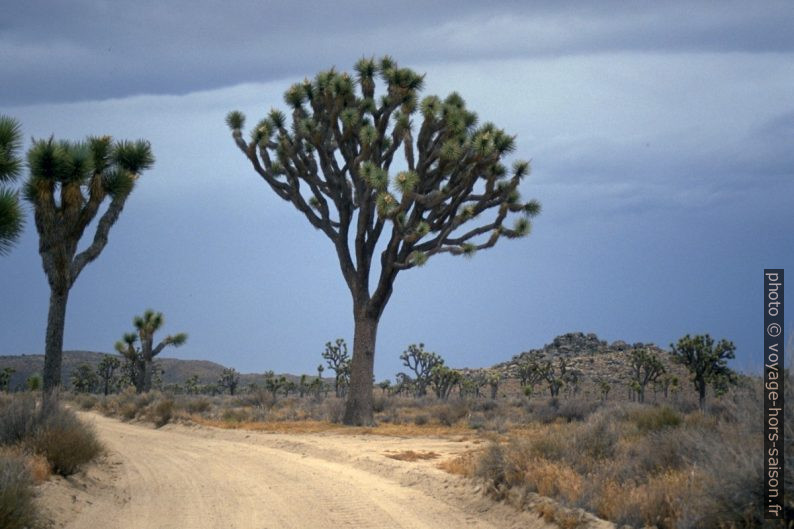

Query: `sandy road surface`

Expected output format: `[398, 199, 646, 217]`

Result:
[37, 413, 553, 529]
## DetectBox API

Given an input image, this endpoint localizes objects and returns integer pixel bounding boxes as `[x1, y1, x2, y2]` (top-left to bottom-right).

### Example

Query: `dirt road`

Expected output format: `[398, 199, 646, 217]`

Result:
[38, 413, 552, 529]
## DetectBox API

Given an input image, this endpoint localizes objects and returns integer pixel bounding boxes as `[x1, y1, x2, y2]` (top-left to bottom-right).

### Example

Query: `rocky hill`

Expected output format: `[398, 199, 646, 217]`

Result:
[463, 332, 689, 397]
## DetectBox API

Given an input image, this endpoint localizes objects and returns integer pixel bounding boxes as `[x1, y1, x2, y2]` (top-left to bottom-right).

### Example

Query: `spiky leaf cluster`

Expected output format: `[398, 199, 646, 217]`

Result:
[0, 116, 24, 255]
[227, 56, 540, 314]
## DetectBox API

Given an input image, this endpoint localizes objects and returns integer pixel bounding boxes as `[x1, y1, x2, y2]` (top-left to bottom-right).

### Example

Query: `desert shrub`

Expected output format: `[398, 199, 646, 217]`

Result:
[630, 405, 681, 433]
[372, 395, 390, 413]
[323, 399, 345, 424]
[467, 414, 486, 430]
[152, 399, 174, 428]
[76, 394, 98, 410]
[475, 443, 511, 493]
[533, 398, 561, 424]
[472, 399, 499, 413]
[221, 408, 250, 423]
[570, 412, 618, 465]
[0, 454, 37, 529]
[434, 401, 469, 426]
[413, 414, 429, 426]
[120, 403, 138, 421]
[185, 397, 212, 414]
[32, 402, 102, 476]
[0, 394, 36, 444]
[556, 399, 599, 423]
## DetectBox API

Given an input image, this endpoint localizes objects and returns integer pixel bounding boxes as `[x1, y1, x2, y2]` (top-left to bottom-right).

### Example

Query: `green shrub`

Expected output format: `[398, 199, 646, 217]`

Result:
[0, 454, 37, 529]
[413, 414, 428, 426]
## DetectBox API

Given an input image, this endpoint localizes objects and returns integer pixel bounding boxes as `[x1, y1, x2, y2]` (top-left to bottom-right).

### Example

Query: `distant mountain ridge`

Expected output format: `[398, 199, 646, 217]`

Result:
[0, 350, 309, 391]
[0, 332, 686, 393]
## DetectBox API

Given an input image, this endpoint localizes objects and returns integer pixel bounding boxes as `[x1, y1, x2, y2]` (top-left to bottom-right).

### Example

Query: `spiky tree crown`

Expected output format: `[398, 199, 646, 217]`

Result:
[0, 116, 24, 255]
[23, 134, 154, 288]
[228, 56, 540, 310]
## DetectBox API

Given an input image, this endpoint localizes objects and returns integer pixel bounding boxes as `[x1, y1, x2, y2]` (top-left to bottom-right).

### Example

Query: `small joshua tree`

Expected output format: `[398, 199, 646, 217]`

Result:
[0, 367, 15, 393]
[264, 370, 286, 400]
[185, 374, 200, 395]
[115, 310, 187, 393]
[219, 367, 240, 395]
[485, 369, 501, 399]
[542, 358, 567, 397]
[400, 343, 443, 397]
[322, 338, 351, 397]
[71, 363, 98, 393]
[516, 351, 546, 397]
[429, 365, 461, 400]
[24, 134, 154, 392]
[670, 334, 737, 411]
[96, 354, 121, 396]
[0, 116, 24, 256]
[228, 56, 540, 424]
[629, 348, 665, 403]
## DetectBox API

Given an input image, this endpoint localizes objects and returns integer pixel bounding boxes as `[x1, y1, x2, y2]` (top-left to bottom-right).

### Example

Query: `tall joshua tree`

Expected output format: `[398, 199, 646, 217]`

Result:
[24, 135, 154, 392]
[0, 116, 24, 255]
[115, 310, 187, 393]
[227, 56, 540, 425]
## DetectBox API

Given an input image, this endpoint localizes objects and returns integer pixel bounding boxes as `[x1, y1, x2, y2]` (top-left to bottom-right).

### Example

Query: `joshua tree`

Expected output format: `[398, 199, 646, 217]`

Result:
[0, 367, 15, 392]
[96, 354, 121, 396]
[24, 134, 154, 392]
[185, 374, 200, 394]
[377, 379, 391, 396]
[263, 370, 286, 399]
[429, 365, 461, 400]
[516, 351, 546, 396]
[485, 369, 501, 399]
[542, 358, 567, 397]
[0, 116, 24, 256]
[629, 348, 665, 403]
[219, 367, 240, 395]
[322, 338, 351, 397]
[400, 343, 443, 397]
[115, 310, 187, 393]
[670, 334, 737, 412]
[71, 363, 98, 393]
[227, 56, 540, 424]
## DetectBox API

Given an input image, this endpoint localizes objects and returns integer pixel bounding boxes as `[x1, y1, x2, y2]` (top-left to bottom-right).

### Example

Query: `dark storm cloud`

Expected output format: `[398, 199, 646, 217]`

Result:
[2, 0, 793, 105]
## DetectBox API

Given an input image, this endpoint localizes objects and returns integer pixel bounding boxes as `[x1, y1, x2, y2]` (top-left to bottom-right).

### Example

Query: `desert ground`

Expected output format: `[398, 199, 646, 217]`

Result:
[36, 412, 589, 529]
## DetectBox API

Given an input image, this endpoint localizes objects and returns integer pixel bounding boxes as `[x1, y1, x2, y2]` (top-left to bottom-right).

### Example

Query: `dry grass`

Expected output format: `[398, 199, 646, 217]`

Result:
[384, 450, 440, 461]
[436, 449, 479, 476]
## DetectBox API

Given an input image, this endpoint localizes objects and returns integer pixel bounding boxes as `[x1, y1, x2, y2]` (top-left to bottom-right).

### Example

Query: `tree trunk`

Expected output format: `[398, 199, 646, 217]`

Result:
[343, 312, 378, 425]
[698, 382, 707, 412]
[43, 289, 69, 394]
[143, 360, 154, 393]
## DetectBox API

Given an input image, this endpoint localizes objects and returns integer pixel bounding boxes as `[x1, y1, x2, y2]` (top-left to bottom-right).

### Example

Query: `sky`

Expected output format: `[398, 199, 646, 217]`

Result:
[1, 1, 792, 380]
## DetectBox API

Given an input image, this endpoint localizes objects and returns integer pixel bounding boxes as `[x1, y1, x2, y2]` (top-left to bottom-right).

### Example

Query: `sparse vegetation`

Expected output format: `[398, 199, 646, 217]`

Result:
[0, 452, 38, 529]
[0, 392, 102, 529]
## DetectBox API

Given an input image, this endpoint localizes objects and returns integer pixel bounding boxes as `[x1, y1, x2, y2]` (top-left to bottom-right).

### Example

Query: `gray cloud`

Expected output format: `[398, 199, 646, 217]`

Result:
[2, 1, 794, 105]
